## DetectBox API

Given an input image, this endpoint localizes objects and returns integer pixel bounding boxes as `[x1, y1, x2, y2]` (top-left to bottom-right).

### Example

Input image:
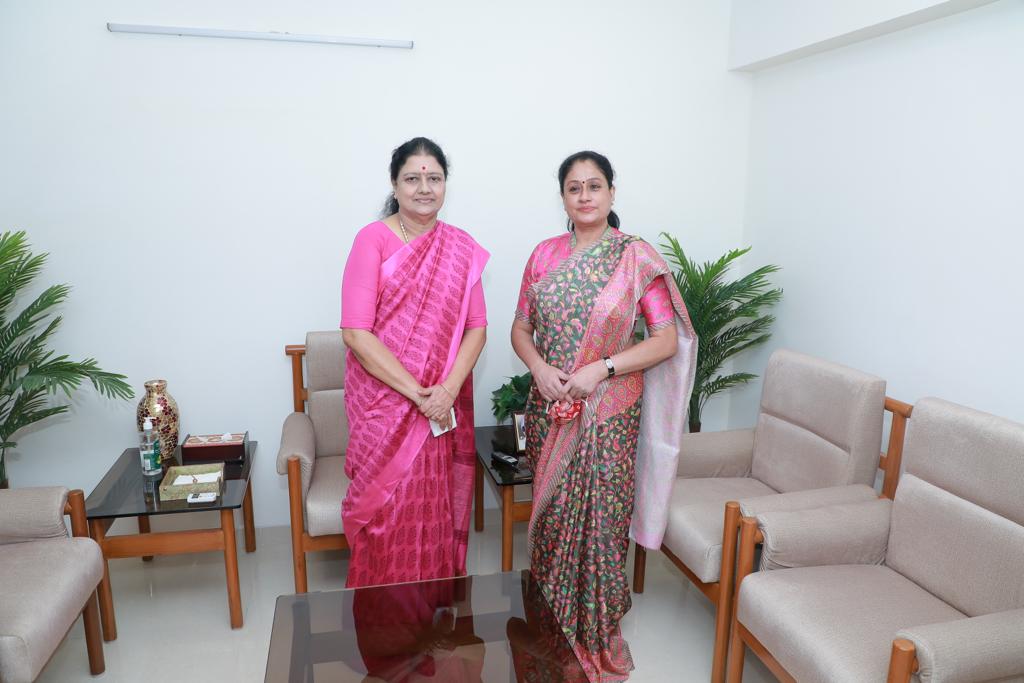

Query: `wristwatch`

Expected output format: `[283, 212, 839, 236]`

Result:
[603, 356, 616, 378]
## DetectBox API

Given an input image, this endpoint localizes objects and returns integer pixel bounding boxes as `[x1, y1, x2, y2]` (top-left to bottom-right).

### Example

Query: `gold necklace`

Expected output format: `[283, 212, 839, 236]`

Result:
[398, 216, 410, 243]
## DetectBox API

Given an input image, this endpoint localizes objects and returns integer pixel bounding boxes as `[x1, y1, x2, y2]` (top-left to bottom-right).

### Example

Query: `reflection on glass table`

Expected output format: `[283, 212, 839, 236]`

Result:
[265, 570, 586, 682]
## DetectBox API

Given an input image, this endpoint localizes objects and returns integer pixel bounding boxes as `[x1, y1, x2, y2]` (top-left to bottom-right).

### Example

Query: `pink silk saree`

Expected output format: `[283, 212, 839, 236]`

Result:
[517, 229, 697, 681]
[342, 221, 489, 588]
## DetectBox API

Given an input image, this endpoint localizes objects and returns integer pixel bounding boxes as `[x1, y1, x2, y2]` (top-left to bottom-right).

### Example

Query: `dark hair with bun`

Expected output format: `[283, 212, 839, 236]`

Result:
[557, 150, 620, 231]
[381, 137, 449, 217]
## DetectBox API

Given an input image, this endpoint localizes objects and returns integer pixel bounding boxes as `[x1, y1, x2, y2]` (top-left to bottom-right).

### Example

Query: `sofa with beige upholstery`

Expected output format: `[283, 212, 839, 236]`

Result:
[633, 348, 909, 682]
[728, 397, 1024, 683]
[277, 331, 351, 593]
[0, 487, 104, 682]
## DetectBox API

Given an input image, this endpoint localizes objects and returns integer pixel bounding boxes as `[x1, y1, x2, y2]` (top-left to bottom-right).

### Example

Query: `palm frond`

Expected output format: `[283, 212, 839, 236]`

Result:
[660, 233, 782, 428]
[0, 230, 135, 474]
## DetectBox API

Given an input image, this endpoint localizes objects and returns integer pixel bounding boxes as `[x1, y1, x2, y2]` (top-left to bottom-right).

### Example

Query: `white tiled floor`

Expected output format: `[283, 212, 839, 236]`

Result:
[39, 510, 773, 682]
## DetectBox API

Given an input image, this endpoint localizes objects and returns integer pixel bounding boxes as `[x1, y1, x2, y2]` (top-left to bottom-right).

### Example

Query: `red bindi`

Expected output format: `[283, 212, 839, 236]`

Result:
[421, 166, 426, 171]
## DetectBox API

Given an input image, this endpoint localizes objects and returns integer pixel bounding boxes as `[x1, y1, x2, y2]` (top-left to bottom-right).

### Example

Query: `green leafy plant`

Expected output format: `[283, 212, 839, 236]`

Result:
[0, 230, 135, 486]
[660, 233, 782, 432]
[491, 372, 532, 423]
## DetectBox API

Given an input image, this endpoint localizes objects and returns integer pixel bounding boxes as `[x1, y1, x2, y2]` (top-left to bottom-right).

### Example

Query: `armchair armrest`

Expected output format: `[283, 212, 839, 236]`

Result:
[896, 609, 1024, 683]
[739, 484, 878, 516]
[756, 498, 892, 571]
[0, 486, 70, 545]
[676, 428, 755, 478]
[277, 412, 316, 496]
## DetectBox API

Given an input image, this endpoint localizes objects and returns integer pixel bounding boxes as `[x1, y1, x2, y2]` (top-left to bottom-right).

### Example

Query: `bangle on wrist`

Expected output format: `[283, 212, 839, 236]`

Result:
[439, 384, 455, 399]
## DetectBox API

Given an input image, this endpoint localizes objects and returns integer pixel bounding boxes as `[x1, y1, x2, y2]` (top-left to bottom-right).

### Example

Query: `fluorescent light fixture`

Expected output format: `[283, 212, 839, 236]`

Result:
[106, 23, 413, 49]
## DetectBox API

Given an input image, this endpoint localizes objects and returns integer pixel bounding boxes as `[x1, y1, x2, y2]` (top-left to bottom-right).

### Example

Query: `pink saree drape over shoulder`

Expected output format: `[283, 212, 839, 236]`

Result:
[342, 221, 489, 588]
[516, 229, 697, 681]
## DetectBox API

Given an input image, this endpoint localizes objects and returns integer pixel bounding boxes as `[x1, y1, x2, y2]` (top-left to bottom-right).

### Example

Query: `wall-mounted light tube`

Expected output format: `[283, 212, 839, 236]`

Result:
[107, 23, 414, 49]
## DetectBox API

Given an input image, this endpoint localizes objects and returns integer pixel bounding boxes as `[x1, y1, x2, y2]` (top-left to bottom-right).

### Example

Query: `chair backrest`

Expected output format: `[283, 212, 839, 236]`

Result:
[750, 349, 886, 493]
[886, 397, 1024, 617]
[288, 331, 349, 458]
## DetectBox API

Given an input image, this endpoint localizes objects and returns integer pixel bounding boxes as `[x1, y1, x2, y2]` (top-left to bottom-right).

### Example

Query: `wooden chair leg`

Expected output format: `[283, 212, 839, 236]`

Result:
[82, 591, 105, 674]
[287, 456, 308, 594]
[886, 639, 917, 683]
[712, 502, 741, 683]
[727, 517, 759, 682]
[633, 545, 647, 593]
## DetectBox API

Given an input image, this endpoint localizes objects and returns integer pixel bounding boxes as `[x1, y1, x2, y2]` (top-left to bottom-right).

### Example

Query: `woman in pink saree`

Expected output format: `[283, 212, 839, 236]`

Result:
[341, 137, 489, 588]
[511, 151, 697, 681]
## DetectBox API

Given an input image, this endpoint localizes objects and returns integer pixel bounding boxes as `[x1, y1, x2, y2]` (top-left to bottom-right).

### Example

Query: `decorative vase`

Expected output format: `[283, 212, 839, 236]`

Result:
[136, 379, 180, 466]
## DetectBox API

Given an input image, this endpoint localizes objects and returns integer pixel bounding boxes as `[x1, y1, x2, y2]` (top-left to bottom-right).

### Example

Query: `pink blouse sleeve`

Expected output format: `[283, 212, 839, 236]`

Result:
[638, 276, 675, 330]
[465, 279, 487, 329]
[340, 227, 386, 330]
[515, 247, 539, 323]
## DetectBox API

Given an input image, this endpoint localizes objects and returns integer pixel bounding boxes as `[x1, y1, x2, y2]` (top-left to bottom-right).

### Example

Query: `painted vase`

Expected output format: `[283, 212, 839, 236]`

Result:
[136, 379, 180, 466]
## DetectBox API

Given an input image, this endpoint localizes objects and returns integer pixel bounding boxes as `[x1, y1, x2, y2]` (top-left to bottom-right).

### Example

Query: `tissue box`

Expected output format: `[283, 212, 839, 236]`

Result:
[159, 463, 225, 500]
[181, 431, 248, 464]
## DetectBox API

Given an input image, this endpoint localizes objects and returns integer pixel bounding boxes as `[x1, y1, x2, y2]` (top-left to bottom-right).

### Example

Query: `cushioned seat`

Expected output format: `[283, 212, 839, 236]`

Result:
[0, 487, 104, 682]
[729, 398, 1024, 683]
[635, 349, 890, 682]
[664, 478, 776, 583]
[278, 331, 352, 592]
[306, 455, 349, 537]
[0, 539, 103, 683]
[738, 565, 964, 683]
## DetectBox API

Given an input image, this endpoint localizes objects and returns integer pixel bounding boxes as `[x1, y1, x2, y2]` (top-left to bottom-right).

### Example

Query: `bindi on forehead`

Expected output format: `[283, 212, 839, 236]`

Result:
[421, 165, 427, 171]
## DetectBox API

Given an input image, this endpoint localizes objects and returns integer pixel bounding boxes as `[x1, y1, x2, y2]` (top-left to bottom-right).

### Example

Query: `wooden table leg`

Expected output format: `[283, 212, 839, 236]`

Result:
[474, 458, 484, 532]
[221, 508, 243, 628]
[137, 515, 153, 561]
[242, 480, 256, 553]
[89, 519, 118, 641]
[501, 487, 514, 571]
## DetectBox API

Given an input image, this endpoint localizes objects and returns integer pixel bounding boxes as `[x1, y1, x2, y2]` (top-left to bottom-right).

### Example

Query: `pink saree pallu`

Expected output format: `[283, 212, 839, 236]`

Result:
[342, 222, 488, 588]
[520, 230, 696, 682]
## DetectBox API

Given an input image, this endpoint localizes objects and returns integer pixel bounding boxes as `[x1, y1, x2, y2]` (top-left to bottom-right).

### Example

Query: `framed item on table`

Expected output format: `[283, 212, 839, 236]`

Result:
[513, 412, 527, 453]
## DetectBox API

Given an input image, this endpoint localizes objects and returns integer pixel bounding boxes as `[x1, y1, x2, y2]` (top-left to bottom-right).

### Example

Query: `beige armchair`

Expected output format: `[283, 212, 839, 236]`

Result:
[0, 487, 104, 681]
[632, 348, 912, 682]
[278, 331, 351, 593]
[728, 397, 1024, 683]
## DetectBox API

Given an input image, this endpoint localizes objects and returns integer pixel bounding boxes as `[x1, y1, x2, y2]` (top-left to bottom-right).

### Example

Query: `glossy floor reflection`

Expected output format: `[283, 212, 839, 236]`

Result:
[39, 509, 773, 682]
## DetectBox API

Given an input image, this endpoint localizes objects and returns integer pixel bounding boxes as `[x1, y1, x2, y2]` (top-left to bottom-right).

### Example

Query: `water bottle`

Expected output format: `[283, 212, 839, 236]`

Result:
[139, 417, 162, 477]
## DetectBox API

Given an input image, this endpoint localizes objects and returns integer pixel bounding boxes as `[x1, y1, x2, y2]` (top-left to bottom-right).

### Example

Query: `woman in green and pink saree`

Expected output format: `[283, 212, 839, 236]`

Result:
[511, 151, 697, 681]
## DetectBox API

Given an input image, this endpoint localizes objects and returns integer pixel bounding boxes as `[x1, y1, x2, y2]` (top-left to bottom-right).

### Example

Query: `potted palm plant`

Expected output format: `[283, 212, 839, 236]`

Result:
[660, 233, 782, 432]
[0, 231, 134, 488]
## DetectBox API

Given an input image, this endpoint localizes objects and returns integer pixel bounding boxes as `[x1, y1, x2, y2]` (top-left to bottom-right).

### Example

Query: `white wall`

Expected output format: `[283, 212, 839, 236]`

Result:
[0, 1, 751, 525]
[729, 0, 999, 70]
[730, 0, 1024, 427]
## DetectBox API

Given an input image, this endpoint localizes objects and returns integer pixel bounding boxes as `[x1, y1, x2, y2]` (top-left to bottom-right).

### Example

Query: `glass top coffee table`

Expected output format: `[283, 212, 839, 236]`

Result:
[474, 426, 533, 571]
[85, 440, 257, 640]
[265, 570, 586, 682]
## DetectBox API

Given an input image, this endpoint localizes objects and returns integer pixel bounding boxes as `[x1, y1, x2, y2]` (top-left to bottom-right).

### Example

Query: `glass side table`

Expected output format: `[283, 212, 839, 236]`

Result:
[474, 426, 533, 571]
[85, 440, 257, 640]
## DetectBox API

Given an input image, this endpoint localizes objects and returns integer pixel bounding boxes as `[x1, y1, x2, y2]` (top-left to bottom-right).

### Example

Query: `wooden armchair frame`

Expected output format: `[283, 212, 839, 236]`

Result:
[66, 488, 105, 676]
[284, 344, 349, 594]
[633, 396, 912, 683]
[726, 398, 917, 683]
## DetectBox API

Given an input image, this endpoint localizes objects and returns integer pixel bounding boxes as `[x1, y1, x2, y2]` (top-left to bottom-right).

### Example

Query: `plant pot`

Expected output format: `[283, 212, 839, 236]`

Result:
[137, 379, 180, 466]
[0, 477, 8, 489]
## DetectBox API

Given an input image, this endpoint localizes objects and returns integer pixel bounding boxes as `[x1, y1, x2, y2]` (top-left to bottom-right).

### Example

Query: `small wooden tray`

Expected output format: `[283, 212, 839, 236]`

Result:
[159, 463, 225, 500]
